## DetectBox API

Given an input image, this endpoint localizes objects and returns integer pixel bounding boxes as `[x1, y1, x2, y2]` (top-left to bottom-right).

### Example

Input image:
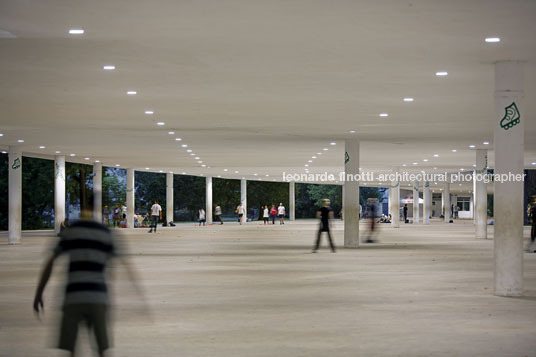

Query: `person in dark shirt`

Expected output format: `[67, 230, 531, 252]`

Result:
[312, 199, 336, 253]
[528, 195, 536, 243]
[403, 204, 408, 223]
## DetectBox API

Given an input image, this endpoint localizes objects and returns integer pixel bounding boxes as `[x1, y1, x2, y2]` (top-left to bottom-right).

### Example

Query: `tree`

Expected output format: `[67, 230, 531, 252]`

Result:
[135, 171, 166, 218]
[102, 167, 126, 216]
[0, 154, 7, 230]
[213, 178, 240, 216]
[247, 181, 289, 220]
[21, 157, 54, 229]
[173, 175, 205, 221]
[65, 162, 93, 220]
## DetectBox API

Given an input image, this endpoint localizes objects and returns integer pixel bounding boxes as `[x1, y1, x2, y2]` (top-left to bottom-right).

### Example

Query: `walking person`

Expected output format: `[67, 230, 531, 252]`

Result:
[312, 199, 336, 253]
[148, 200, 162, 233]
[403, 204, 408, 223]
[236, 202, 246, 225]
[364, 202, 377, 243]
[199, 208, 206, 226]
[451, 204, 455, 219]
[215, 204, 223, 224]
[263, 205, 269, 225]
[278, 202, 286, 225]
[103, 205, 109, 226]
[32, 211, 144, 357]
[112, 205, 120, 227]
[270, 205, 277, 225]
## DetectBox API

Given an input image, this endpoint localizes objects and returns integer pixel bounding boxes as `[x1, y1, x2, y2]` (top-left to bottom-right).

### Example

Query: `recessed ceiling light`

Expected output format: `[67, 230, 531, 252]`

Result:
[265, 174, 269, 177]
[126, 91, 137, 95]
[70, 153, 75, 157]
[0, 133, 3, 136]
[2, 151, 7, 154]
[68, 29, 84, 35]
[175, 138, 182, 141]
[452, 149, 457, 152]
[403, 98, 414, 102]
[168, 131, 175, 135]
[434, 182, 438, 185]
[423, 159, 428, 162]
[483, 141, 489, 145]
[190, 153, 195, 156]
[115, 164, 120, 167]
[305, 164, 309, 167]
[241, 177, 245, 179]
[308, 160, 313, 163]
[254, 173, 258, 176]
[330, 142, 336, 145]
[84, 157, 90, 160]
[434, 167, 438, 170]
[469, 145, 475, 148]
[435, 71, 448, 76]
[217, 175, 221, 178]
[195, 157, 200, 160]
[157, 122, 165, 126]
[485, 37, 500, 43]
[145, 167, 150, 170]
[186, 149, 192, 152]
[472, 164, 477, 167]
[145, 110, 154, 115]
[323, 148, 328, 151]
[312, 156, 317, 159]
[224, 169, 228, 172]
[55, 151, 61, 154]
[532, 162, 536, 166]
[234, 170, 239, 173]
[159, 170, 163, 173]
[39, 146, 45, 149]
[197, 161, 203, 164]
[181, 144, 187, 148]
[17, 139, 24, 143]
[460, 168, 465, 171]
[95, 160, 100, 163]
[103, 65, 115, 70]
[349, 130, 356, 134]
[402, 164, 407, 167]
[412, 162, 418, 165]
[379, 113, 389, 117]
[182, 172, 186, 175]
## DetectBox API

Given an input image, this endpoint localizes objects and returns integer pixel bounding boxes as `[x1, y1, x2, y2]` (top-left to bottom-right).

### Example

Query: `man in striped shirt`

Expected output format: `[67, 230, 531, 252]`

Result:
[33, 218, 118, 356]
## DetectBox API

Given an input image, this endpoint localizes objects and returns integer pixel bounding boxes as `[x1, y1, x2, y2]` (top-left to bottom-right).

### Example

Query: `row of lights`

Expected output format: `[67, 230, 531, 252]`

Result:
[304, 142, 335, 172]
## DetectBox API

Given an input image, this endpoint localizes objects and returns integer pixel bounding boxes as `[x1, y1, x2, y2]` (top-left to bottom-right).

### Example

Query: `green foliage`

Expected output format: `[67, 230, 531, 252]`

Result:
[21, 157, 54, 229]
[296, 183, 342, 218]
[0, 154, 7, 230]
[65, 162, 93, 220]
[102, 167, 126, 212]
[173, 175, 205, 221]
[213, 178, 240, 216]
[359, 187, 383, 207]
[135, 171, 166, 218]
[247, 181, 289, 219]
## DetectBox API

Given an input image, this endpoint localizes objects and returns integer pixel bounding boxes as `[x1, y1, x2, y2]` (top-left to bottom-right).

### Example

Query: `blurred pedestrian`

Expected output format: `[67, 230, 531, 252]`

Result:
[236, 202, 245, 225]
[215, 204, 223, 225]
[270, 205, 277, 225]
[364, 202, 377, 243]
[263, 205, 269, 225]
[312, 199, 335, 253]
[199, 208, 206, 226]
[278, 202, 286, 225]
[148, 200, 162, 233]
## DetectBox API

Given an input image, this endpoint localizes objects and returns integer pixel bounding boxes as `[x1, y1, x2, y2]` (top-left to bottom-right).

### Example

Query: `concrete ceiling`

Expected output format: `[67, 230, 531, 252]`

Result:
[0, 0, 535, 192]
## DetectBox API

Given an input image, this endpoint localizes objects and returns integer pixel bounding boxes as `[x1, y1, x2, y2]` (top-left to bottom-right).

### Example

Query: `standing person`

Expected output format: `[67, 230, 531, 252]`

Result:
[112, 205, 120, 227]
[359, 204, 363, 219]
[312, 199, 335, 253]
[263, 205, 269, 225]
[214, 204, 223, 225]
[278, 202, 286, 225]
[32, 211, 143, 357]
[121, 204, 127, 224]
[454, 204, 459, 219]
[403, 204, 408, 223]
[451, 204, 455, 219]
[102, 205, 109, 226]
[270, 205, 277, 225]
[148, 200, 162, 233]
[528, 196, 536, 243]
[236, 202, 245, 225]
[199, 208, 206, 226]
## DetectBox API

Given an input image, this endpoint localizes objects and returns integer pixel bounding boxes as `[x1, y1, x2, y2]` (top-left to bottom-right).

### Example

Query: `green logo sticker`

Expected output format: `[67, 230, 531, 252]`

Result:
[500, 102, 520, 130]
[55, 163, 64, 180]
[344, 152, 349, 164]
[425, 181, 430, 188]
[413, 185, 419, 192]
[11, 157, 20, 170]
[391, 182, 399, 189]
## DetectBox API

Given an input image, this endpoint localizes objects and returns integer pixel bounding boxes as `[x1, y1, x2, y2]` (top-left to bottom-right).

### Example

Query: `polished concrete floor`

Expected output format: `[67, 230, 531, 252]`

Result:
[1, 220, 536, 357]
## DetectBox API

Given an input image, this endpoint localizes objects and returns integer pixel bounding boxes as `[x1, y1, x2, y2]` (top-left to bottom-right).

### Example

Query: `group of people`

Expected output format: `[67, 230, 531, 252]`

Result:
[262, 203, 286, 225]
[102, 204, 127, 227]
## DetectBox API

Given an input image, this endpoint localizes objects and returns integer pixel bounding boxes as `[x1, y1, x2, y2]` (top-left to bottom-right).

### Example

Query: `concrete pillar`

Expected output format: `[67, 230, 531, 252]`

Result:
[166, 172, 174, 224]
[8, 147, 22, 244]
[475, 150, 488, 239]
[206, 176, 213, 224]
[423, 181, 431, 224]
[240, 179, 247, 224]
[413, 181, 420, 223]
[344, 139, 360, 247]
[444, 181, 451, 222]
[54, 155, 66, 233]
[289, 181, 295, 221]
[126, 168, 135, 228]
[494, 61, 524, 296]
[93, 162, 102, 223]
[391, 172, 400, 228]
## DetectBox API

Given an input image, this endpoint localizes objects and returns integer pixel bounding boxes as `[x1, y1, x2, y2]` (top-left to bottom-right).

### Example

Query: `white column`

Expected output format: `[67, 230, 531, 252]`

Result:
[289, 181, 295, 221]
[54, 155, 66, 233]
[344, 139, 360, 247]
[166, 172, 174, 224]
[8, 147, 22, 244]
[423, 181, 431, 224]
[240, 179, 247, 224]
[494, 61, 524, 296]
[93, 162, 102, 223]
[413, 181, 420, 223]
[475, 150, 488, 238]
[444, 181, 451, 222]
[391, 169, 400, 228]
[126, 168, 135, 228]
[206, 176, 213, 224]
